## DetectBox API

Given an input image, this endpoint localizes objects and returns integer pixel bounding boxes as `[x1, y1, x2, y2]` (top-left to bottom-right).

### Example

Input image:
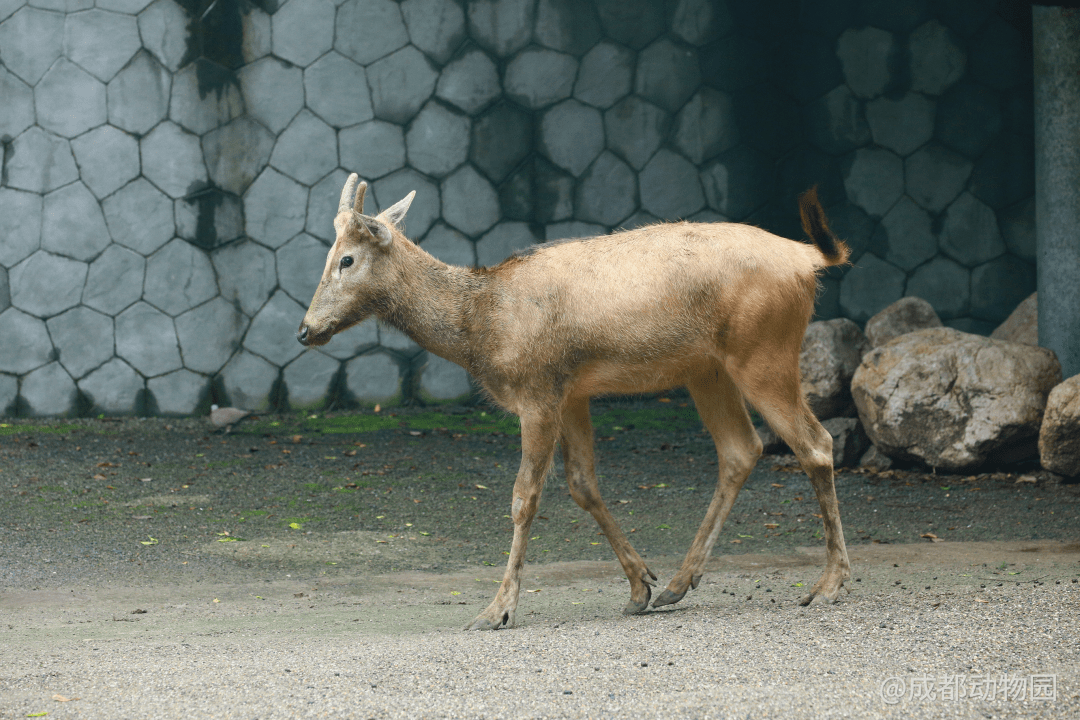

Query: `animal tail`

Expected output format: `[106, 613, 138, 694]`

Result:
[798, 186, 849, 267]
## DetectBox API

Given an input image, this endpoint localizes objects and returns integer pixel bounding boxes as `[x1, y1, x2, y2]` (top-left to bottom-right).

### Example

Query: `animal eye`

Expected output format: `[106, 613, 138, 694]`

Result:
[340, 256, 353, 269]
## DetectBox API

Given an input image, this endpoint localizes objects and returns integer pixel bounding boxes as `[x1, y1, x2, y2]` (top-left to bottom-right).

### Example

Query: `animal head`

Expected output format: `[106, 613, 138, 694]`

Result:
[297, 173, 414, 347]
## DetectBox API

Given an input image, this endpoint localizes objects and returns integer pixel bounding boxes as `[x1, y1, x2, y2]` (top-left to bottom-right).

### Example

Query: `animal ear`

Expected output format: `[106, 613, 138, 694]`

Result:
[358, 215, 393, 247]
[382, 191, 415, 229]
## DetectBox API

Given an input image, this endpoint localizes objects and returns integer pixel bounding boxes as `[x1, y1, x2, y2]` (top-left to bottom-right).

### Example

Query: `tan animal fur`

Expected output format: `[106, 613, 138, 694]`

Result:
[298, 174, 852, 630]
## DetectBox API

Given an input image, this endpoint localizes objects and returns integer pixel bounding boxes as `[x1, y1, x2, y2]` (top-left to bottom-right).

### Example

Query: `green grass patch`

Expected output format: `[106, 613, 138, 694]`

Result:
[302, 483, 324, 492]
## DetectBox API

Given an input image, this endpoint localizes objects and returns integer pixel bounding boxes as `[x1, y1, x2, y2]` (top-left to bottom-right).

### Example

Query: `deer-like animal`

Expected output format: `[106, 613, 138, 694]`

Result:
[298, 174, 852, 630]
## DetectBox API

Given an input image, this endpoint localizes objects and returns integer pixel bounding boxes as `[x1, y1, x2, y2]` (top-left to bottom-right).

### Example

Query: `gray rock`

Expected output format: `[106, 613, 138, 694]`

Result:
[283, 351, 339, 410]
[755, 424, 787, 454]
[476, 221, 535, 266]
[21, 362, 77, 417]
[970, 255, 1035, 324]
[4, 127, 78, 194]
[0, 189, 42, 267]
[836, 26, 895, 99]
[371, 169, 440, 238]
[175, 296, 246, 374]
[237, 57, 303, 134]
[344, 352, 402, 404]
[0, 66, 35, 139]
[0, 6, 63, 84]
[538, 100, 604, 177]
[575, 151, 636, 226]
[800, 318, 871, 420]
[535, 0, 601, 56]
[78, 358, 144, 414]
[137, 0, 187, 71]
[212, 241, 276, 318]
[440, 166, 499, 237]
[858, 444, 893, 471]
[318, 318, 379, 360]
[270, 109, 338, 186]
[904, 143, 972, 213]
[594, 0, 662, 50]
[271, 0, 336, 68]
[838, 254, 905, 324]
[367, 46, 438, 124]
[419, 353, 472, 402]
[822, 416, 871, 468]
[64, 8, 140, 82]
[10, 251, 86, 318]
[865, 92, 935, 156]
[70, 125, 140, 200]
[243, 168, 309, 249]
[504, 47, 578, 109]
[102, 178, 175, 256]
[469, 103, 532, 183]
[0, 308, 53, 374]
[436, 48, 500, 115]
[304, 52, 374, 128]
[671, 0, 731, 46]
[306, 169, 350, 242]
[467, 0, 534, 57]
[991, 291, 1037, 346]
[604, 96, 670, 170]
[115, 301, 182, 377]
[635, 37, 700, 113]
[201, 117, 275, 196]
[219, 350, 278, 411]
[852, 327, 1062, 471]
[545, 221, 604, 241]
[574, 41, 633, 109]
[147, 369, 208, 415]
[400, 0, 466, 65]
[244, 289, 307, 366]
[940, 192, 1005, 267]
[141, 122, 208, 199]
[699, 145, 773, 220]
[277, 233, 329, 306]
[905, 259, 970, 320]
[406, 102, 470, 177]
[107, 50, 171, 135]
[805, 84, 871, 156]
[673, 88, 738, 164]
[640, 149, 705, 220]
[0, 373, 15, 416]
[1039, 374, 1080, 477]
[82, 245, 144, 316]
[998, 196, 1035, 263]
[40, 182, 111, 262]
[335, 0, 408, 65]
[864, 296, 943, 347]
[935, 81, 1002, 160]
[909, 20, 966, 96]
[143, 240, 218, 317]
[339, 121, 406, 182]
[421, 223, 476, 267]
[843, 147, 903, 217]
[876, 196, 936, 272]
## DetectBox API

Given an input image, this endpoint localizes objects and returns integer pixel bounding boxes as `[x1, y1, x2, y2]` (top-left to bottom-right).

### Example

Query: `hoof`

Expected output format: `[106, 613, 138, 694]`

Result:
[622, 584, 651, 614]
[651, 588, 686, 608]
[466, 611, 510, 631]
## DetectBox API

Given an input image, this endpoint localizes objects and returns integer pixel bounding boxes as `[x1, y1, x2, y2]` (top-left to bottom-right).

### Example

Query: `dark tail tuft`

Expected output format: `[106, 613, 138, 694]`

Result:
[798, 186, 849, 266]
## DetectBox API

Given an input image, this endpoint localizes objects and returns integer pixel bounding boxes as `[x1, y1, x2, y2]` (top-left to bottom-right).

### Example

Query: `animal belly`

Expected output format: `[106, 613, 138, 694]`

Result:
[572, 356, 704, 396]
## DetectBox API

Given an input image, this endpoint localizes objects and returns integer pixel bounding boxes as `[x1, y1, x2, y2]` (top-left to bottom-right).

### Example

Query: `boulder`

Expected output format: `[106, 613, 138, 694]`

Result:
[852, 327, 1061, 471]
[800, 318, 871, 419]
[858, 444, 893, 471]
[755, 416, 869, 469]
[990, 291, 1037, 346]
[1039, 374, 1080, 477]
[864, 296, 942, 347]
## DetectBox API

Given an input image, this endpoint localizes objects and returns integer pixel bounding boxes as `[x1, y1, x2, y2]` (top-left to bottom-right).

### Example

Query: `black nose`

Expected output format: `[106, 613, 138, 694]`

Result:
[297, 325, 309, 346]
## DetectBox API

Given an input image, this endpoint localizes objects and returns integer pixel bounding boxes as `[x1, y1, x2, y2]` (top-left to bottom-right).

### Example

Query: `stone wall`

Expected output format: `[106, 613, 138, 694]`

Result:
[0, 0, 1035, 416]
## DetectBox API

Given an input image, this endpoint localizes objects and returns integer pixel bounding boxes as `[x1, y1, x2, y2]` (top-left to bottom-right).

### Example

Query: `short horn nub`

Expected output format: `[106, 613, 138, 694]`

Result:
[339, 173, 359, 213]
[354, 180, 368, 214]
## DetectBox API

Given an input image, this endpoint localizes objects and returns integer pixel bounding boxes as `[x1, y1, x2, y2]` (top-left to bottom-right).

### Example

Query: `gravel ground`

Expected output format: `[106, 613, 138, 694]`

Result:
[2, 398, 1078, 718]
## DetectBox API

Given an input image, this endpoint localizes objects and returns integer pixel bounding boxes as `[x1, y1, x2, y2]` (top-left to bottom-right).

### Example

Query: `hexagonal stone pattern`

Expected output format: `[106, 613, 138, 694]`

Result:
[244, 290, 306, 366]
[604, 97, 670, 170]
[371, 169, 440, 239]
[0, 189, 42, 267]
[107, 50, 171, 135]
[384, 329, 422, 360]
[970, 255, 1035, 323]
[238, 57, 303, 134]
[304, 52, 374, 129]
[277, 234, 329, 306]
[400, 0, 466, 65]
[940, 192, 1005, 268]
[339, 121, 406, 182]
[843, 147, 903, 217]
[699, 145, 773, 220]
[535, 0, 601, 56]
[212, 240, 277, 318]
[875, 196, 937, 272]
[64, 8, 140, 82]
[574, 41, 633, 109]
[137, 0, 187, 72]
[367, 46, 438, 124]
[201, 117, 275, 196]
[407, 102, 470, 177]
[907, 256, 970, 320]
[539, 100, 604, 177]
[671, 0, 731, 46]
[0, 373, 15, 416]
[318, 317, 379, 360]
[470, 103, 531, 183]
[70, 125, 140, 200]
[148, 369, 207, 415]
[115, 301, 182, 377]
[673, 88, 738, 164]
[935, 81, 1002, 160]
[4, 127, 79, 194]
[467, 0, 534, 57]
[47, 306, 113, 379]
[78, 358, 142, 414]
[283, 351, 339, 410]
[440, 166, 499, 237]
[270, 110, 338, 186]
[41, 183, 110, 263]
[142, 239, 218, 317]
[335, 0, 408, 65]
[0, 266, 7, 314]
[836, 26, 895, 99]
[141, 122, 208, 199]
[102, 178, 175, 256]
[838, 254, 905, 324]
[418, 223, 473, 266]
[575, 151, 636, 226]
[244, 168, 309, 249]
[909, 20, 965, 96]
[345, 352, 401, 404]
[21, 362, 77, 417]
[220, 350, 278, 411]
[0, 6, 64, 84]
[545, 220, 605, 241]
[635, 37, 700, 113]
[904, 143, 972, 213]
[82, 245, 144, 315]
[504, 48, 577, 109]
[176, 188, 243, 249]
[969, 133, 1034, 211]
[806, 85, 871, 156]
[175, 296, 246, 373]
[865, 92, 935, 156]
[639, 149, 705, 220]
[436, 48, 500, 115]
[0, 67, 35, 139]
[999, 196, 1035, 262]
[476, 221, 535, 266]
[169, 59, 245, 135]
[0, 308, 54, 374]
[241, 5, 271, 63]
[306, 169, 350, 242]
[272, 0, 335, 68]
[420, 354, 471, 401]
[594, 0, 663, 50]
